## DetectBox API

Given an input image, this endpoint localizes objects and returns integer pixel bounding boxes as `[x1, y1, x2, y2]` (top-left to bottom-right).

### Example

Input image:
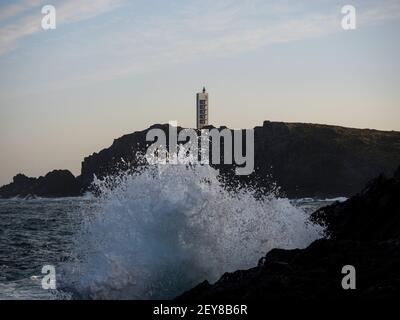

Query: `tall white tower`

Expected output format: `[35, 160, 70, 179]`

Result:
[196, 87, 208, 129]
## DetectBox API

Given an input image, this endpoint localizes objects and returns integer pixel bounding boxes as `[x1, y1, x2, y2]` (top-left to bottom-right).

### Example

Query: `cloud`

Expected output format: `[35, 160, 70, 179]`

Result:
[1, 0, 400, 94]
[358, 0, 400, 25]
[0, 0, 125, 55]
[0, 0, 47, 21]
[2, 0, 400, 58]
[73, 0, 400, 84]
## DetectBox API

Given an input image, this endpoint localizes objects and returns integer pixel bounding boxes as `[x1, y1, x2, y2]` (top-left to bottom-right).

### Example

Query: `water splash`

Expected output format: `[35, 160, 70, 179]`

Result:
[62, 160, 323, 299]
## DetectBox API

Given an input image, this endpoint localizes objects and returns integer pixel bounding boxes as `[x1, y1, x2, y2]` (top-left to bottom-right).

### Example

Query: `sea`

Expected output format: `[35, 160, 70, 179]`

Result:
[0, 163, 345, 300]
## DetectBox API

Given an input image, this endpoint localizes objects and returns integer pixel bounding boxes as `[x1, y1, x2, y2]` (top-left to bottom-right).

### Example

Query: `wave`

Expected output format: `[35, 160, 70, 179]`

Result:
[61, 160, 324, 299]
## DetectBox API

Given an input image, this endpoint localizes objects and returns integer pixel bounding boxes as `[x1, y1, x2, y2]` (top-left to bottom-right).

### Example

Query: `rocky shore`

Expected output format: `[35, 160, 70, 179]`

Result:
[0, 170, 81, 198]
[1, 121, 400, 199]
[177, 166, 400, 300]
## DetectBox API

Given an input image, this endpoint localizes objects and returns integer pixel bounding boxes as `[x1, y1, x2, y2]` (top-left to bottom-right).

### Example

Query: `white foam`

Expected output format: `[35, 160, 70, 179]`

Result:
[63, 160, 324, 299]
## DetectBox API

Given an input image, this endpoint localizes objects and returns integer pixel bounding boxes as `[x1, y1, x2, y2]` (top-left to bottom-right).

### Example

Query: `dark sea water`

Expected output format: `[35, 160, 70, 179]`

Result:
[0, 198, 93, 299]
[0, 190, 344, 299]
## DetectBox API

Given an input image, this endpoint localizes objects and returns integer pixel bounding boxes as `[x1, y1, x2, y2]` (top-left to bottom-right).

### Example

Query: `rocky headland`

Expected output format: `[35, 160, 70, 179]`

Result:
[1, 121, 400, 198]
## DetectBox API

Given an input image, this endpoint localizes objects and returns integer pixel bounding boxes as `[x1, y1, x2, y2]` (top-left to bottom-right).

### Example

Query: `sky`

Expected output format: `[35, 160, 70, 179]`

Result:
[0, 0, 400, 185]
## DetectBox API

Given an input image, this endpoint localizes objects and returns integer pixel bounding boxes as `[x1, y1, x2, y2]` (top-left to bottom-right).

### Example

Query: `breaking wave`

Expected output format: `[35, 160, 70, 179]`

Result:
[61, 161, 323, 299]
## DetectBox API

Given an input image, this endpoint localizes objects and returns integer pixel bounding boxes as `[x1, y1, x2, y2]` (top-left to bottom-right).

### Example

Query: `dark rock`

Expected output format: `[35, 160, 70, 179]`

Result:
[79, 121, 400, 198]
[1, 122, 400, 198]
[311, 166, 400, 241]
[177, 167, 400, 301]
[178, 238, 400, 301]
[0, 170, 81, 198]
[13, 174, 36, 186]
[394, 166, 400, 180]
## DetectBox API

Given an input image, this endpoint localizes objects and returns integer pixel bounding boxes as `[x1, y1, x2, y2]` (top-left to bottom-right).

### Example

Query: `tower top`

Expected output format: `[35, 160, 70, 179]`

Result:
[202, 86, 206, 93]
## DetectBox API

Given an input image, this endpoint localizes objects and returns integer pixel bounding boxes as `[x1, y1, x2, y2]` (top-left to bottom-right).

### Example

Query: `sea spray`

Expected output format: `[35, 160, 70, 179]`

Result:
[61, 159, 324, 299]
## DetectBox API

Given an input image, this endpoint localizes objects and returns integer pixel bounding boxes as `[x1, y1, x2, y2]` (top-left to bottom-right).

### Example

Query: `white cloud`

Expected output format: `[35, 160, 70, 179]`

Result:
[1, 0, 400, 92]
[74, 0, 400, 84]
[0, 0, 47, 21]
[358, 0, 400, 25]
[0, 0, 125, 55]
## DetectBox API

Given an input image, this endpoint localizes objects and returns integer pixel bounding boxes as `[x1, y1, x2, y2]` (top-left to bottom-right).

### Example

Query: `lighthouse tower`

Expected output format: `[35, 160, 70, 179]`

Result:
[196, 87, 209, 129]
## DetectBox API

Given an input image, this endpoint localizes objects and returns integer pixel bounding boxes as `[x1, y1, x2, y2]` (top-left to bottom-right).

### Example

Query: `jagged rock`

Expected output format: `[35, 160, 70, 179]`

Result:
[0, 170, 81, 198]
[1, 122, 400, 198]
[177, 239, 400, 300]
[311, 166, 400, 241]
[79, 122, 400, 198]
[177, 167, 400, 301]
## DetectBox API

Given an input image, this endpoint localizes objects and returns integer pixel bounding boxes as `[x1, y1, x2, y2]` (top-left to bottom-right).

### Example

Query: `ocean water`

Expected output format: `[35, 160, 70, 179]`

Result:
[0, 163, 339, 300]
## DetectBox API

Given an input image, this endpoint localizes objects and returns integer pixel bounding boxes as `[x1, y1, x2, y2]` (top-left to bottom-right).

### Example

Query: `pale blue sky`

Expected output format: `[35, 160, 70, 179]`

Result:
[0, 0, 400, 185]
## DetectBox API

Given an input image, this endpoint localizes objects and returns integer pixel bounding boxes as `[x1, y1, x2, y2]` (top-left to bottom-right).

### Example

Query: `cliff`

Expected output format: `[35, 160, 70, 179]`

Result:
[79, 121, 400, 198]
[1, 121, 400, 198]
[177, 166, 400, 301]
